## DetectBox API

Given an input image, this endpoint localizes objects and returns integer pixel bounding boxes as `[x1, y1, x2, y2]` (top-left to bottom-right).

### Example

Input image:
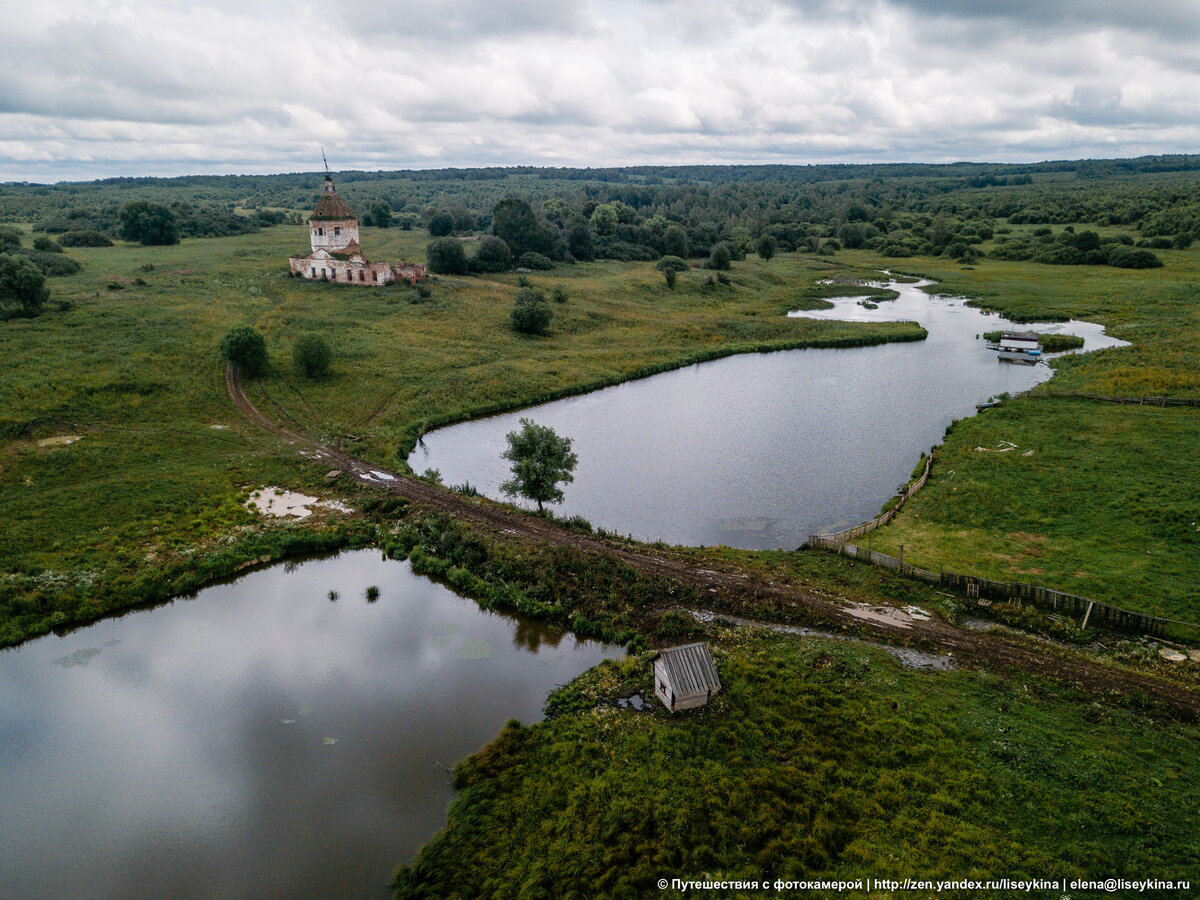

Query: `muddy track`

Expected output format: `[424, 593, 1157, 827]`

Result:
[226, 367, 1200, 721]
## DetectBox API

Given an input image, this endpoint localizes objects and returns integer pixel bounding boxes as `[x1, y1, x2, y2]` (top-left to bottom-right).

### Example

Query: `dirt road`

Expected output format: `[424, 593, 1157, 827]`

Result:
[227, 366, 1200, 720]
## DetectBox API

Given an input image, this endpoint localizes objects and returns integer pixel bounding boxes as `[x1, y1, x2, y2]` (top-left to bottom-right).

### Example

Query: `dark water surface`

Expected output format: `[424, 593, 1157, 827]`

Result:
[0, 551, 619, 899]
[411, 279, 1126, 549]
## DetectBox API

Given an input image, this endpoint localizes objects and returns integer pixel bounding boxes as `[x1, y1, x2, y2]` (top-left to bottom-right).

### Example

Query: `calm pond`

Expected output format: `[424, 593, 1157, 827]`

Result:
[0, 551, 619, 899]
[411, 278, 1127, 549]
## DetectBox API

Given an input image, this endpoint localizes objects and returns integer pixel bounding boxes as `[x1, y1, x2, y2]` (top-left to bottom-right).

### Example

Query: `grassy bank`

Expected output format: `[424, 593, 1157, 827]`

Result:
[394, 627, 1200, 899]
[0, 229, 920, 645]
[824, 247, 1200, 623]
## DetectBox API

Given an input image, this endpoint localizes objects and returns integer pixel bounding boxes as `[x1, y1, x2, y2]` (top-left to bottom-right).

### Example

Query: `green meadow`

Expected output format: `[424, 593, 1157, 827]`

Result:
[841, 242, 1200, 622]
[0, 224, 918, 644]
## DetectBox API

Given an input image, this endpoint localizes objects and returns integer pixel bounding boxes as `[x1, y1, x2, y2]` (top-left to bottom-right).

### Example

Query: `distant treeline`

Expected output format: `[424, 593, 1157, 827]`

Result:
[2, 156, 1199, 268]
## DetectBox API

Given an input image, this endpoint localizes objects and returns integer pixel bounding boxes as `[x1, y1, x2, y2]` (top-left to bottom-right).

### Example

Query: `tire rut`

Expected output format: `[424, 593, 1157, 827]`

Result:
[225, 366, 1200, 721]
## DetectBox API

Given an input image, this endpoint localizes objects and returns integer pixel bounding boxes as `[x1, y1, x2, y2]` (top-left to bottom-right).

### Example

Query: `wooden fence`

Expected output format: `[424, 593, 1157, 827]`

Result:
[805, 535, 1200, 641]
[1034, 390, 1200, 408]
[801, 429, 1200, 642]
[803, 453, 935, 546]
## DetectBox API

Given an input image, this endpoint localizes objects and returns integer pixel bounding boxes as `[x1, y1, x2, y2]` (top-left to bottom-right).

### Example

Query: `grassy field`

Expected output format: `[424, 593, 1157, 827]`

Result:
[0, 226, 921, 644]
[5, 213, 1200, 896]
[394, 627, 1200, 899]
[825, 242, 1200, 622]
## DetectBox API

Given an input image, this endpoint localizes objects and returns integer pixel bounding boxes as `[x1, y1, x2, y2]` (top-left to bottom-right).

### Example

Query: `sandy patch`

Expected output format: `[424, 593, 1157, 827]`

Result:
[38, 435, 82, 447]
[845, 603, 920, 629]
[246, 487, 352, 519]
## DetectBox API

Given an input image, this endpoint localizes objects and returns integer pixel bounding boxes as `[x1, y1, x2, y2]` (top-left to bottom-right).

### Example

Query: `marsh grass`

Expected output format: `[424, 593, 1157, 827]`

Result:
[394, 629, 1200, 898]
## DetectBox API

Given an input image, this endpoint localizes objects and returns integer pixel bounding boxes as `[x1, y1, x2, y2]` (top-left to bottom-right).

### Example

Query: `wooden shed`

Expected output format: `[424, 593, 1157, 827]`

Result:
[651, 642, 721, 712]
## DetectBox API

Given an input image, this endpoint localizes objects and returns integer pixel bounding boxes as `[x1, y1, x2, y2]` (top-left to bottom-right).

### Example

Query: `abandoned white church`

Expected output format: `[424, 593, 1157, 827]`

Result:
[289, 174, 426, 286]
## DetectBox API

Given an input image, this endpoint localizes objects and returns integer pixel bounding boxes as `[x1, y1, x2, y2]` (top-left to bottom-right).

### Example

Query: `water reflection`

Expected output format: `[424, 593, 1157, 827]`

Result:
[0, 551, 618, 899]
[412, 278, 1127, 550]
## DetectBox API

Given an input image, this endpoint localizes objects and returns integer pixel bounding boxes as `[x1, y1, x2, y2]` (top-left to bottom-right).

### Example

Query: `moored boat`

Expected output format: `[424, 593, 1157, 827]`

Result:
[986, 331, 1042, 364]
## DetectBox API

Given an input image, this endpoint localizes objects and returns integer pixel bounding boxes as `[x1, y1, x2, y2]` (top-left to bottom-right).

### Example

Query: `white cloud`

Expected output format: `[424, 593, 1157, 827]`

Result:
[3, 0, 1200, 181]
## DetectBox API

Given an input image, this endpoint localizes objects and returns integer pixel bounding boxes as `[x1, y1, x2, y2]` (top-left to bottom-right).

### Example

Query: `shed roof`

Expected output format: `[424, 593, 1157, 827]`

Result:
[652, 642, 721, 696]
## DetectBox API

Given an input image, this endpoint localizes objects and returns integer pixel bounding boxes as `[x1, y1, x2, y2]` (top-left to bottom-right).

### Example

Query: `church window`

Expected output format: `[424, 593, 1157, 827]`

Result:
[334, 226, 341, 236]
[317, 227, 324, 236]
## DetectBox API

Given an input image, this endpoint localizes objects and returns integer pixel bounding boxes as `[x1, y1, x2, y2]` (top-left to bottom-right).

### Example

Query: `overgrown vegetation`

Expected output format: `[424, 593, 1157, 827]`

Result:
[394, 628, 1200, 898]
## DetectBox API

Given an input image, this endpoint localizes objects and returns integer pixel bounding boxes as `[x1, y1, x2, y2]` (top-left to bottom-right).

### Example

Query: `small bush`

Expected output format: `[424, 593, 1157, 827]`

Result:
[293, 334, 332, 378]
[426, 237, 469, 275]
[706, 243, 732, 270]
[32, 237, 63, 253]
[58, 230, 114, 248]
[1107, 247, 1163, 269]
[24, 250, 81, 276]
[518, 251, 553, 270]
[220, 325, 268, 377]
[470, 236, 512, 273]
[510, 289, 552, 336]
[656, 255, 689, 273]
[551, 284, 569, 303]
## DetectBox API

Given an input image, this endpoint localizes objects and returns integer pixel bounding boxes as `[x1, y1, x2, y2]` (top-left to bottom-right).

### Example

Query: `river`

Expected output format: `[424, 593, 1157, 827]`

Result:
[409, 277, 1126, 549]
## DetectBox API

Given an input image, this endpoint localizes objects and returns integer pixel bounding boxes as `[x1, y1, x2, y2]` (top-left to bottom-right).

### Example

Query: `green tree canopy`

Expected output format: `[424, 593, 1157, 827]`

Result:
[428, 210, 455, 236]
[707, 242, 732, 271]
[756, 233, 778, 260]
[510, 288, 552, 336]
[0, 252, 50, 319]
[590, 204, 618, 236]
[567, 223, 595, 261]
[471, 236, 512, 273]
[119, 200, 179, 246]
[664, 224, 688, 258]
[219, 325, 268, 378]
[493, 198, 557, 259]
[426, 237, 469, 275]
[292, 334, 332, 378]
[369, 201, 393, 228]
[500, 418, 578, 512]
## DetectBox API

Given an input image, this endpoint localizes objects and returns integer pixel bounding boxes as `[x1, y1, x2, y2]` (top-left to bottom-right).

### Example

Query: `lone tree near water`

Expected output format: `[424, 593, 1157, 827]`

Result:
[500, 418, 578, 513]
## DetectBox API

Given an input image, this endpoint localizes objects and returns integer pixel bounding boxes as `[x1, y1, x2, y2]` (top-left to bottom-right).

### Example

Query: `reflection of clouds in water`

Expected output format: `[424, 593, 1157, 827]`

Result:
[0, 551, 618, 899]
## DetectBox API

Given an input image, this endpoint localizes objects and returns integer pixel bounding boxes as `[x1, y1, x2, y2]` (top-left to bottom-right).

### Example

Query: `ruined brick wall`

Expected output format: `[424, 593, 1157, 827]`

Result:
[308, 218, 359, 252]
[288, 255, 395, 286]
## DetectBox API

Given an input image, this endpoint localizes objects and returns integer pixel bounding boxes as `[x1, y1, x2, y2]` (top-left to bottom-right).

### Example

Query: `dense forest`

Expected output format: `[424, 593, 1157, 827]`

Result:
[4, 155, 1200, 277]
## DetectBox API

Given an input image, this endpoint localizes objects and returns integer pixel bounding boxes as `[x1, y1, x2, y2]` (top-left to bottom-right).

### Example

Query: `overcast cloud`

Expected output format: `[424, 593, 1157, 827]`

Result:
[3, 0, 1198, 182]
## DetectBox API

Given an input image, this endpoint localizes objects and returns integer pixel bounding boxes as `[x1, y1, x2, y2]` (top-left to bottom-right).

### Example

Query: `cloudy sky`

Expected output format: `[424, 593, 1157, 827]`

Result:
[4, 0, 1199, 182]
